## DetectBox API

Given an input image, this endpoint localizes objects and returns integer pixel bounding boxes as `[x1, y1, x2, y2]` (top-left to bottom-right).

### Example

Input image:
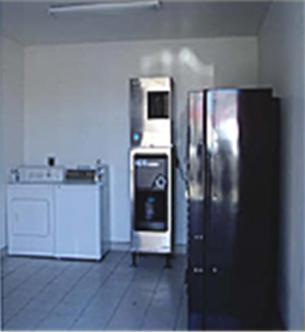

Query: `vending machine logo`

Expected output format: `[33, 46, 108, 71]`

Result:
[135, 159, 146, 167]
[135, 159, 161, 168]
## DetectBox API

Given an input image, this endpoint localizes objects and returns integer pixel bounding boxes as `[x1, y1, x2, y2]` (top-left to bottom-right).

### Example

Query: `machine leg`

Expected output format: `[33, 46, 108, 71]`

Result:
[165, 254, 172, 269]
[131, 252, 138, 267]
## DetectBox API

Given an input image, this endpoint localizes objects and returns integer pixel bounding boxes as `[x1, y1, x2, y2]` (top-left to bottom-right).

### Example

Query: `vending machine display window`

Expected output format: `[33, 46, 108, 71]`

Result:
[134, 154, 168, 231]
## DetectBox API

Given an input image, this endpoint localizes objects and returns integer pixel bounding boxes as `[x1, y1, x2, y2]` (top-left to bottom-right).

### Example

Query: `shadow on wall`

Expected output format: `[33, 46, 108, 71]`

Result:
[140, 47, 215, 244]
[141, 47, 214, 78]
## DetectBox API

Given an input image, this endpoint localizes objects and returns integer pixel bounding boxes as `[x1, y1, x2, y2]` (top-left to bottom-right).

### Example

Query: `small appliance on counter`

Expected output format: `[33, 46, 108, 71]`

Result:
[7, 162, 110, 261]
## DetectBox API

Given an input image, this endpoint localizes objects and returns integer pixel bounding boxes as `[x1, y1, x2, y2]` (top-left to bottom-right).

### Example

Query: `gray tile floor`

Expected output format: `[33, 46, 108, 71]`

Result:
[2, 251, 187, 330]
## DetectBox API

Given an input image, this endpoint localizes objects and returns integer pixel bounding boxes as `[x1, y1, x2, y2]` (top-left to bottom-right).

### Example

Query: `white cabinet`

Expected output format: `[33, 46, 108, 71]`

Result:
[7, 181, 109, 260]
[55, 185, 104, 260]
[7, 185, 55, 256]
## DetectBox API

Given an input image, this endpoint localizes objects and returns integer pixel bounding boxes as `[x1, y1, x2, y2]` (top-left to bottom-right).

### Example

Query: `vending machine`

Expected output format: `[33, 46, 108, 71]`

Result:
[129, 77, 174, 266]
[186, 88, 280, 330]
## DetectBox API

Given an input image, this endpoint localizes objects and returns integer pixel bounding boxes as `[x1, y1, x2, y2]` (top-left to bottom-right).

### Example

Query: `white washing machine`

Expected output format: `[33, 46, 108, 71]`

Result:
[7, 165, 110, 260]
[54, 183, 109, 260]
[7, 184, 55, 257]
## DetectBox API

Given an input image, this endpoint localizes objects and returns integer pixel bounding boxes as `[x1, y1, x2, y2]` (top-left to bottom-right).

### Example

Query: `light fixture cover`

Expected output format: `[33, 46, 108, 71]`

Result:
[48, 0, 161, 15]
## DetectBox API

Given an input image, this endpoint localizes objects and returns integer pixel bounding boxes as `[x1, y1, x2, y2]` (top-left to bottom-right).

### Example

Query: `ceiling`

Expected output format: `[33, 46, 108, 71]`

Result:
[0, 0, 271, 45]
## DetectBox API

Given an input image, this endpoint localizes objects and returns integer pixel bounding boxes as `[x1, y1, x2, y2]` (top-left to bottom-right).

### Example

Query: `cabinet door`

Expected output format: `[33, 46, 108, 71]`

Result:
[7, 185, 55, 256]
[188, 200, 205, 330]
[205, 89, 278, 329]
[205, 90, 241, 329]
[55, 185, 101, 260]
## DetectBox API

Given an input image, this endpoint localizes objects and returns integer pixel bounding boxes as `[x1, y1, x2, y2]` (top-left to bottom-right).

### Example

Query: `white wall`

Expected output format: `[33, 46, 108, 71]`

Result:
[24, 36, 258, 245]
[258, 2, 305, 329]
[0, 35, 24, 329]
[0, 36, 24, 250]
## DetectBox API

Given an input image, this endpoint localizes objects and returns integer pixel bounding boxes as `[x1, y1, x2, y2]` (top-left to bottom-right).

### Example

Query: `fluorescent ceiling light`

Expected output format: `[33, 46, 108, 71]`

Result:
[48, 0, 161, 15]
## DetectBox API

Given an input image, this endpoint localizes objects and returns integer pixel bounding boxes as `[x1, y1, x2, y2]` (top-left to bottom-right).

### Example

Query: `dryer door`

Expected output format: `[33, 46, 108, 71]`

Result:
[7, 184, 55, 256]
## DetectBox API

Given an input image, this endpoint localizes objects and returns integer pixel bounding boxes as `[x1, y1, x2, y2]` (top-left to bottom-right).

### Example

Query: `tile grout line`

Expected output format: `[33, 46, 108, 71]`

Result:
[5, 252, 125, 329]
[3, 260, 73, 326]
[3, 259, 50, 299]
[138, 263, 165, 331]
[69, 252, 126, 330]
[174, 266, 186, 331]
[173, 282, 186, 330]
[69, 251, 128, 330]
[3, 259, 34, 295]
[2, 257, 29, 279]
[3, 260, 52, 299]
[32, 262, 96, 330]
[173, 261, 188, 330]
[103, 256, 143, 330]
[106, 258, 166, 331]
[140, 258, 187, 331]
[4, 253, 187, 330]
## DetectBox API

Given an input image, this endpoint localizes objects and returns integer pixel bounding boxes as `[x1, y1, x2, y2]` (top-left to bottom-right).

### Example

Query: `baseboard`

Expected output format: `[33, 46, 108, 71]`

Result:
[110, 241, 130, 251]
[175, 244, 187, 254]
[0, 243, 186, 257]
[110, 241, 186, 255]
[0, 246, 7, 258]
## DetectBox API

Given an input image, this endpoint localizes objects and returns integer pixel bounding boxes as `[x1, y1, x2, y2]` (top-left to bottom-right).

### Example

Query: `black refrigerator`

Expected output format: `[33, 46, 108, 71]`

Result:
[186, 88, 280, 330]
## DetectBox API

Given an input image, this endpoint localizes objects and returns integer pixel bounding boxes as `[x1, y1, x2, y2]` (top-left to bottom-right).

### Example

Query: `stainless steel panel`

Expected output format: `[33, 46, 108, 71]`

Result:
[205, 89, 240, 321]
[206, 89, 239, 251]
[130, 147, 173, 253]
[187, 91, 205, 201]
[130, 77, 173, 147]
